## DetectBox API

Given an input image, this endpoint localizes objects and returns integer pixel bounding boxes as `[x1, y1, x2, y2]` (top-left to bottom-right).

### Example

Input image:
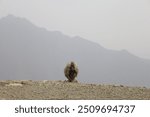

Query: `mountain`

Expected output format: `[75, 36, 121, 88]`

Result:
[0, 15, 150, 87]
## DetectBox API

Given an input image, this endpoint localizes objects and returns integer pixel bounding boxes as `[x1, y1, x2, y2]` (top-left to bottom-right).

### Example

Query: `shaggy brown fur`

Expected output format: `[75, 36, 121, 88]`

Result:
[64, 61, 79, 82]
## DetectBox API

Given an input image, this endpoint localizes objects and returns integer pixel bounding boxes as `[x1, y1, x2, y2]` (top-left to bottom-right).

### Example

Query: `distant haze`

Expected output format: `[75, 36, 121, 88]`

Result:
[0, 0, 150, 59]
[0, 15, 150, 87]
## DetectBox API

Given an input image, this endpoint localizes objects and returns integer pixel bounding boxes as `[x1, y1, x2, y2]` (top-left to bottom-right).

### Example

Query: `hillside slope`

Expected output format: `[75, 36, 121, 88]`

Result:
[0, 80, 150, 100]
[0, 15, 150, 87]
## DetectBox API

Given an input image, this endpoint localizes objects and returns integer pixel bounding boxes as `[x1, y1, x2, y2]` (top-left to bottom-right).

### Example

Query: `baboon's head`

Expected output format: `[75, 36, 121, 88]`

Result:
[70, 61, 74, 66]
[70, 61, 75, 69]
[64, 61, 79, 82]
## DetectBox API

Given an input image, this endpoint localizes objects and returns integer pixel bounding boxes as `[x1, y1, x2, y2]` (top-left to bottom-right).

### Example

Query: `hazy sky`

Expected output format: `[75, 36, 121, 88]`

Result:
[0, 0, 150, 59]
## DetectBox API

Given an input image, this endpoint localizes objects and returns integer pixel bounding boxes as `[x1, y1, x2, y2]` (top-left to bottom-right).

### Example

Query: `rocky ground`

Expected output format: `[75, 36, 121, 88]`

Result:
[0, 80, 150, 100]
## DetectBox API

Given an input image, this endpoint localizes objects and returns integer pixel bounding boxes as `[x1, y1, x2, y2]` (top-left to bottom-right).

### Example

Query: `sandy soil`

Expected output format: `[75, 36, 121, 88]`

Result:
[0, 80, 150, 100]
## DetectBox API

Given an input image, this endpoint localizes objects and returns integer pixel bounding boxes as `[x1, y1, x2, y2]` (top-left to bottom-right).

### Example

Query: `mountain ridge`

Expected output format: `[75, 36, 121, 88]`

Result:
[0, 15, 150, 87]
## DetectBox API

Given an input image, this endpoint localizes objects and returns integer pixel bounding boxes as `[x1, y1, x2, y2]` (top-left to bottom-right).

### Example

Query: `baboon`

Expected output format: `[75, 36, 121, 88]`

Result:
[64, 61, 79, 82]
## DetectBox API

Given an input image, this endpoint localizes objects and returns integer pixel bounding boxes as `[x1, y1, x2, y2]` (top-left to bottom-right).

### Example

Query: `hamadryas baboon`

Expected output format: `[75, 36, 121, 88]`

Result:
[64, 61, 79, 82]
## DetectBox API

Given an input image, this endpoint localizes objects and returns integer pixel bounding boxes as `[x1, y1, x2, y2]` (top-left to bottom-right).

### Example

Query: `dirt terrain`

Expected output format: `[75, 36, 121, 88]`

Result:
[0, 80, 150, 100]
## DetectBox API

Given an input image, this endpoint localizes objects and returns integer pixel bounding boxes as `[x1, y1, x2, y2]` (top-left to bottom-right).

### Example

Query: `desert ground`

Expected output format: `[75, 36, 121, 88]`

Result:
[0, 80, 150, 100]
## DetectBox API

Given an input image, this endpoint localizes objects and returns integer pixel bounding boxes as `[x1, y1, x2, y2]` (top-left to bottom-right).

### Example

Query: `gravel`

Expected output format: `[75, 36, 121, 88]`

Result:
[0, 80, 150, 100]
